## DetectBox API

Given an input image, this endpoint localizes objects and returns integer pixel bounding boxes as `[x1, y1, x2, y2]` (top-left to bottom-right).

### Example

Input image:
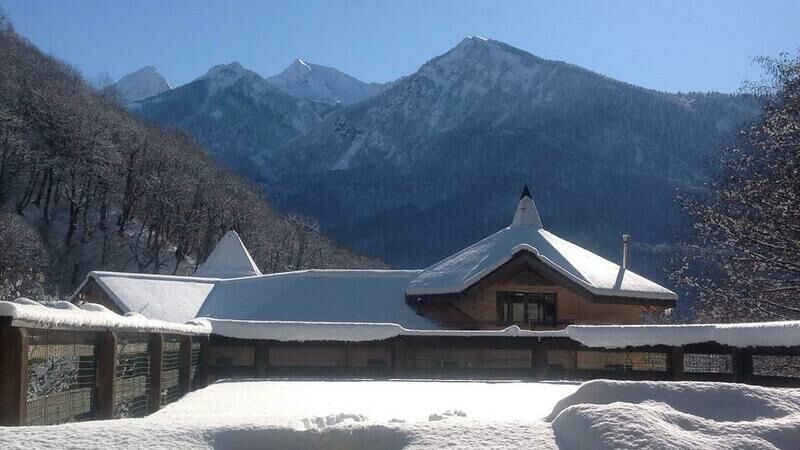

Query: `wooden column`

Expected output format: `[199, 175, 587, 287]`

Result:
[670, 347, 684, 381]
[197, 336, 211, 388]
[732, 348, 753, 384]
[392, 337, 406, 378]
[0, 324, 29, 426]
[533, 339, 549, 380]
[178, 335, 192, 395]
[95, 331, 118, 419]
[255, 341, 269, 378]
[147, 333, 163, 414]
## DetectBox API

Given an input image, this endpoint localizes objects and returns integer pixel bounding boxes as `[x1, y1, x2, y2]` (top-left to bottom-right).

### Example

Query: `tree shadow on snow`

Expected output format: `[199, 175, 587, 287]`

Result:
[212, 426, 411, 450]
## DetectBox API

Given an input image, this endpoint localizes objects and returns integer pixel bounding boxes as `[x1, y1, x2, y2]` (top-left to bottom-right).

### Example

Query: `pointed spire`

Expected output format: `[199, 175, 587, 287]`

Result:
[511, 184, 543, 228]
[520, 184, 531, 199]
[195, 230, 262, 278]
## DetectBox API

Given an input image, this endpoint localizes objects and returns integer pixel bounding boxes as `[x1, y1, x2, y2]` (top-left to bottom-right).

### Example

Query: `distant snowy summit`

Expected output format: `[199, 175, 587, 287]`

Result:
[110, 66, 173, 104]
[267, 59, 383, 105]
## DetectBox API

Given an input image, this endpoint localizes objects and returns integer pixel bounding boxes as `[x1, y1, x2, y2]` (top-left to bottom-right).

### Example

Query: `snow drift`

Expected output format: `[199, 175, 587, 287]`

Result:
[548, 380, 800, 450]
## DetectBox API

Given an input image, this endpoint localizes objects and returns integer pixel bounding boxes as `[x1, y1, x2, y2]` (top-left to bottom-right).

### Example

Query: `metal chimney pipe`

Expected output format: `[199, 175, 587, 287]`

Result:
[622, 234, 631, 270]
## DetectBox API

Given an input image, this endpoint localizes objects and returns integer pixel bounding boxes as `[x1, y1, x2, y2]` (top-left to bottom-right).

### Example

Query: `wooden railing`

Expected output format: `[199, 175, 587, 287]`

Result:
[203, 334, 800, 387]
[0, 320, 208, 426]
[3, 318, 800, 427]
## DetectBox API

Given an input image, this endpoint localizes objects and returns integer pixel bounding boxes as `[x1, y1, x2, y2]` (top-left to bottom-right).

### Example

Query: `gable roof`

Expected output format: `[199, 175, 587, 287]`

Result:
[195, 231, 262, 278]
[406, 190, 677, 302]
[74, 271, 218, 323]
[197, 269, 438, 329]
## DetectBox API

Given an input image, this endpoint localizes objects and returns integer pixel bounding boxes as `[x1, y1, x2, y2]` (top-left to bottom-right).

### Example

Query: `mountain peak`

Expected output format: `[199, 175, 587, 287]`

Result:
[267, 60, 381, 105]
[111, 65, 172, 104]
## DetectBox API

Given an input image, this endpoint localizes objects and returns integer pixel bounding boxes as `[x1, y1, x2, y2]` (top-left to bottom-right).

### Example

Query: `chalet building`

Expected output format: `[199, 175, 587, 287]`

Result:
[72, 186, 677, 331]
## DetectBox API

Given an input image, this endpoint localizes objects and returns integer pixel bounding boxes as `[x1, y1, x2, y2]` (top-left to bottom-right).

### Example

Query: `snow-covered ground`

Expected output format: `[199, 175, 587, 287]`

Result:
[1, 379, 798, 449]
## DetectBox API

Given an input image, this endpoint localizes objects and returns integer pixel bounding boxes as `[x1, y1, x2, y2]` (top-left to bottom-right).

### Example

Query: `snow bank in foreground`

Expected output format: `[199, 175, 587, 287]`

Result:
[548, 380, 800, 450]
[0, 299, 210, 335]
[0, 380, 577, 449]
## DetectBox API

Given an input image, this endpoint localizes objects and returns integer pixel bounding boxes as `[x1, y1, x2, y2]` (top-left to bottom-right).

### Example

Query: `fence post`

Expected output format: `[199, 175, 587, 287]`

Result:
[393, 337, 406, 378]
[0, 324, 28, 426]
[178, 335, 192, 395]
[670, 347, 684, 381]
[148, 333, 164, 414]
[732, 348, 753, 384]
[533, 339, 548, 379]
[255, 341, 269, 378]
[197, 336, 211, 388]
[96, 331, 118, 419]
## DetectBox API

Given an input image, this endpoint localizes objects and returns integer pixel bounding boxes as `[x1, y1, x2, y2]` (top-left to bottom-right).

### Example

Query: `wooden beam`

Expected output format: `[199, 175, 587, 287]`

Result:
[0, 325, 28, 426]
[95, 331, 118, 420]
[670, 347, 684, 381]
[197, 336, 210, 388]
[732, 348, 753, 384]
[533, 340, 548, 379]
[147, 333, 163, 414]
[392, 337, 406, 377]
[178, 335, 192, 395]
[255, 341, 269, 378]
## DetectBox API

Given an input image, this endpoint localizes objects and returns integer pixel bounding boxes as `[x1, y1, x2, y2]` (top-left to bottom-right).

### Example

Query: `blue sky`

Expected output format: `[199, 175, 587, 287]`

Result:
[3, 0, 798, 92]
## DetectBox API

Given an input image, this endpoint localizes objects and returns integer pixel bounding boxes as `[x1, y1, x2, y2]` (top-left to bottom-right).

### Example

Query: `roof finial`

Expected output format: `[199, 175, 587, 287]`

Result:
[521, 184, 531, 199]
[511, 184, 543, 228]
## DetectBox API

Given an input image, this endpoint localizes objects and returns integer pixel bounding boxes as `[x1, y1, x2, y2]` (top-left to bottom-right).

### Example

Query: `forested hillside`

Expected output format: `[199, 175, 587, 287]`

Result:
[0, 19, 384, 301]
[268, 38, 762, 284]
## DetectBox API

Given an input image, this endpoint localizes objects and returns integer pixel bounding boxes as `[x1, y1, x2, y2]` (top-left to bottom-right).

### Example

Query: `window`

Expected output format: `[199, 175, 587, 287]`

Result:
[496, 292, 556, 325]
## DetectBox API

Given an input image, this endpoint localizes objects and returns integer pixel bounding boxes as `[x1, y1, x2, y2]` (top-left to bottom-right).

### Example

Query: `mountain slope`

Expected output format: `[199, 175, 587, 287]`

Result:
[0, 28, 385, 299]
[111, 66, 172, 103]
[267, 59, 382, 105]
[268, 37, 762, 283]
[133, 62, 327, 175]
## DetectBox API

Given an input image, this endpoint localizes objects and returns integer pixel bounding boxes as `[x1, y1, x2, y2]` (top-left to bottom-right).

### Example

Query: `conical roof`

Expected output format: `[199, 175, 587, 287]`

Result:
[407, 185, 677, 302]
[511, 184, 542, 228]
[195, 231, 262, 278]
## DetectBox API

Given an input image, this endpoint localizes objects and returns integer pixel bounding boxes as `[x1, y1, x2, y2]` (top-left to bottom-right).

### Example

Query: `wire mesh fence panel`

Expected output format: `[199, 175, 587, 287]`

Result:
[575, 351, 669, 372]
[114, 337, 150, 418]
[160, 337, 182, 406]
[684, 353, 732, 373]
[406, 347, 532, 369]
[26, 330, 99, 426]
[753, 355, 800, 378]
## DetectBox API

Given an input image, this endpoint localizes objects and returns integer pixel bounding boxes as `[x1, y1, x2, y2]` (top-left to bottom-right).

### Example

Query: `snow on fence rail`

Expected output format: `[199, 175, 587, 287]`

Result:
[201, 317, 800, 348]
[0, 300, 209, 427]
[200, 319, 800, 389]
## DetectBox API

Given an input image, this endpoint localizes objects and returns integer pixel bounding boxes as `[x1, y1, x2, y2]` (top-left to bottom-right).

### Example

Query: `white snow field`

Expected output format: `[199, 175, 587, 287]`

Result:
[1, 379, 799, 449]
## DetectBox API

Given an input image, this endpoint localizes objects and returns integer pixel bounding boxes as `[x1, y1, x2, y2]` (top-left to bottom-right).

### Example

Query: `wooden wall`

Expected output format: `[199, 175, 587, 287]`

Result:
[72, 278, 125, 315]
[416, 258, 661, 330]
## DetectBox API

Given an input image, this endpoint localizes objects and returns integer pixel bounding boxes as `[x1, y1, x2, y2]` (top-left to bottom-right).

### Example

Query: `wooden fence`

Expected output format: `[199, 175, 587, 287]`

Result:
[3, 320, 800, 427]
[0, 320, 207, 426]
[204, 334, 800, 387]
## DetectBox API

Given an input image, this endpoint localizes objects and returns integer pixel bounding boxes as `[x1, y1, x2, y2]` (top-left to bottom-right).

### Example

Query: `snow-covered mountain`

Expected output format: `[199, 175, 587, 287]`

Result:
[110, 66, 173, 104]
[134, 62, 327, 175]
[267, 59, 383, 105]
[126, 37, 760, 286]
[267, 36, 761, 281]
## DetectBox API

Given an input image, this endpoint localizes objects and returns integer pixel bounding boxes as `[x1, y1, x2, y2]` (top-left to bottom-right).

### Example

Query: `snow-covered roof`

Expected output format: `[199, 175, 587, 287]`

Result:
[195, 230, 262, 278]
[197, 270, 438, 329]
[0, 299, 210, 334]
[407, 189, 677, 302]
[75, 271, 218, 323]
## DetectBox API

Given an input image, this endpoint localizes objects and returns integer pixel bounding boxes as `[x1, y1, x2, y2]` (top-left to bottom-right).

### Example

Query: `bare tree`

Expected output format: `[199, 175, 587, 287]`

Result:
[673, 52, 800, 322]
